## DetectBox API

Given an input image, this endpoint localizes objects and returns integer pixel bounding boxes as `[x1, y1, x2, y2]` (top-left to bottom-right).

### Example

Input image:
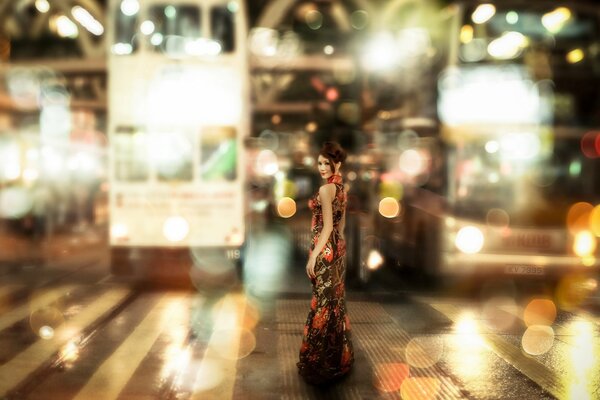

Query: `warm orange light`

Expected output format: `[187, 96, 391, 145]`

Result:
[379, 197, 400, 218]
[277, 197, 296, 218]
[566, 202, 593, 234]
[523, 298, 556, 327]
[373, 363, 410, 393]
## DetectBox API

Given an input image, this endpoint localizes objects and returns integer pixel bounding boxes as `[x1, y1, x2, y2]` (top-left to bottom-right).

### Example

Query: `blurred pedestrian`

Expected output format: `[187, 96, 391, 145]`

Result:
[297, 141, 354, 384]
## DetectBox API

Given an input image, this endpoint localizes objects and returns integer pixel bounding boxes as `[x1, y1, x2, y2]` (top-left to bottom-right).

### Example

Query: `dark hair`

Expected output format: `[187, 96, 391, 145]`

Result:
[319, 141, 347, 173]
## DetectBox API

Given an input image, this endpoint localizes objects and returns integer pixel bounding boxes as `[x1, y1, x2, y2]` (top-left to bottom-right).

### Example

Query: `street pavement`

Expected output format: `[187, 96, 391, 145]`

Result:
[0, 225, 599, 399]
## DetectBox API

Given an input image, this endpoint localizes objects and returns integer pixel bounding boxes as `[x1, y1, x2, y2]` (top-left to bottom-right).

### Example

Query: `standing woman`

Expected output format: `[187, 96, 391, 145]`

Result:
[297, 141, 354, 384]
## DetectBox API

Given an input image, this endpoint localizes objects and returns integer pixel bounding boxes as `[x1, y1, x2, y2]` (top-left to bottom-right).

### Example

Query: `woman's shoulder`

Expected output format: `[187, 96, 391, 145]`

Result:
[318, 182, 337, 198]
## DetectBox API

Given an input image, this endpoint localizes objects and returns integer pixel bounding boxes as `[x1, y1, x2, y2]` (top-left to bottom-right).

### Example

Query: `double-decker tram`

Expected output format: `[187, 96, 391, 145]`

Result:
[107, 0, 249, 282]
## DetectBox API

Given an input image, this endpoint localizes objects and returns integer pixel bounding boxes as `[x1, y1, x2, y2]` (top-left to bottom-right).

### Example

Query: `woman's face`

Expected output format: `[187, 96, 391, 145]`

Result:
[317, 155, 335, 180]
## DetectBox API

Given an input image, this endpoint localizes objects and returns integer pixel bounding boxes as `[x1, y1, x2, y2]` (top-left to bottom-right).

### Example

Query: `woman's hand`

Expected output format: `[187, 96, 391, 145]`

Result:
[306, 255, 317, 279]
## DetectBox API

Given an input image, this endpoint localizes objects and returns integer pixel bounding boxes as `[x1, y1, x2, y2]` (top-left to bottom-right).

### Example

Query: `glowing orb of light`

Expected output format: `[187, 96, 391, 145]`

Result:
[522, 325, 554, 355]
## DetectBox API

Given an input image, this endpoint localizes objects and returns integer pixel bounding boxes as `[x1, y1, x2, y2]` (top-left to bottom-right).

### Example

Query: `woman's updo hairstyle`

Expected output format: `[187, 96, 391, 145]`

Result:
[319, 141, 347, 173]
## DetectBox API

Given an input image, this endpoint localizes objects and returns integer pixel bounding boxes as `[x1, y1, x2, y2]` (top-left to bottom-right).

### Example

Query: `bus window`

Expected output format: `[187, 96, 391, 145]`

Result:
[113, 6, 139, 54]
[211, 5, 235, 52]
[147, 5, 201, 54]
[114, 126, 148, 181]
[154, 132, 193, 182]
[200, 126, 237, 181]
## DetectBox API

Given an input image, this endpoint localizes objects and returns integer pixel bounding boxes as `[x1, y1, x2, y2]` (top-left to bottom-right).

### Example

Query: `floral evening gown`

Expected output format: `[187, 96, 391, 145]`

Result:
[297, 174, 354, 384]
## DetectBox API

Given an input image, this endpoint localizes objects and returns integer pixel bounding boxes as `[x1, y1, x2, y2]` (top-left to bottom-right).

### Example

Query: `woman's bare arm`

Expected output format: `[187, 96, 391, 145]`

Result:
[306, 183, 336, 278]
[311, 184, 335, 257]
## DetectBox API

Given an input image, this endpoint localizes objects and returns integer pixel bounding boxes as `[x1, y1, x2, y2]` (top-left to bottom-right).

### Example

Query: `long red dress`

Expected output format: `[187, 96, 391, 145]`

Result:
[297, 174, 354, 384]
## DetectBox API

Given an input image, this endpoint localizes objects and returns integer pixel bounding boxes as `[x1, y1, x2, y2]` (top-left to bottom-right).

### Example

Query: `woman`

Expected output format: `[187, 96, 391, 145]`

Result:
[297, 141, 354, 384]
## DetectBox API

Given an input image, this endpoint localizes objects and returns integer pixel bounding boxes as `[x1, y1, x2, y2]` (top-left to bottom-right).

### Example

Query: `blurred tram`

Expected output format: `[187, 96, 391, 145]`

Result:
[106, 0, 249, 280]
[373, 1, 600, 282]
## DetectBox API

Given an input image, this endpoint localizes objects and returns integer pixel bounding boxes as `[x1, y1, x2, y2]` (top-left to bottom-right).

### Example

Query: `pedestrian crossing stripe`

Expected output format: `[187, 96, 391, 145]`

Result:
[429, 302, 566, 400]
[0, 287, 131, 397]
[0, 284, 77, 332]
[74, 293, 187, 400]
[190, 293, 248, 400]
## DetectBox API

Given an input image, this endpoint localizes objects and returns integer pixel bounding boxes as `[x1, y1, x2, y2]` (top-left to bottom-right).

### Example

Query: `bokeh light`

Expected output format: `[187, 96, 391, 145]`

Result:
[277, 197, 296, 218]
[455, 226, 484, 254]
[472, 4, 496, 24]
[0, 187, 33, 219]
[573, 231, 596, 257]
[350, 10, 368, 30]
[590, 205, 600, 236]
[405, 336, 444, 368]
[367, 249, 384, 270]
[163, 216, 189, 243]
[211, 328, 256, 360]
[523, 298, 556, 327]
[399, 149, 425, 177]
[254, 149, 279, 176]
[379, 197, 400, 218]
[481, 296, 519, 331]
[580, 131, 600, 159]
[486, 208, 510, 229]
[566, 202, 593, 235]
[30, 307, 64, 338]
[522, 325, 554, 355]
[191, 358, 224, 393]
[373, 362, 410, 393]
[400, 377, 441, 400]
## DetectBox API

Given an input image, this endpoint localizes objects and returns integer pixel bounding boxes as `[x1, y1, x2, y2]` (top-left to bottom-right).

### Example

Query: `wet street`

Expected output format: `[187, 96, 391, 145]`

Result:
[0, 224, 599, 400]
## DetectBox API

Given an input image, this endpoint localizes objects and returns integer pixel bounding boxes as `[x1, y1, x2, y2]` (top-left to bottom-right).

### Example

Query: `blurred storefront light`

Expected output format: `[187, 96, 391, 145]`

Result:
[361, 32, 399, 71]
[35, 0, 50, 13]
[487, 32, 527, 60]
[140, 20, 155, 35]
[471, 4, 496, 24]
[112, 43, 133, 55]
[566, 48, 584, 64]
[438, 66, 544, 126]
[542, 7, 572, 34]
[506, 11, 519, 25]
[120, 0, 140, 17]
[72, 6, 104, 36]
[460, 25, 473, 44]
[55, 15, 79, 38]
[573, 231, 596, 257]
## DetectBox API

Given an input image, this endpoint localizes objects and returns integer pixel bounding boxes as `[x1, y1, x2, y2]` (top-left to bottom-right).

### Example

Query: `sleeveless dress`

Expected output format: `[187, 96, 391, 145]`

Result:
[297, 174, 354, 384]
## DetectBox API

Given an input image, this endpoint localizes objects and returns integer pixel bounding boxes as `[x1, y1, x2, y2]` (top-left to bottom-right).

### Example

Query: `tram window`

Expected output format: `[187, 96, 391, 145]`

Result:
[147, 5, 201, 53]
[211, 6, 235, 52]
[114, 126, 148, 181]
[200, 126, 237, 181]
[154, 132, 193, 182]
[113, 8, 138, 54]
